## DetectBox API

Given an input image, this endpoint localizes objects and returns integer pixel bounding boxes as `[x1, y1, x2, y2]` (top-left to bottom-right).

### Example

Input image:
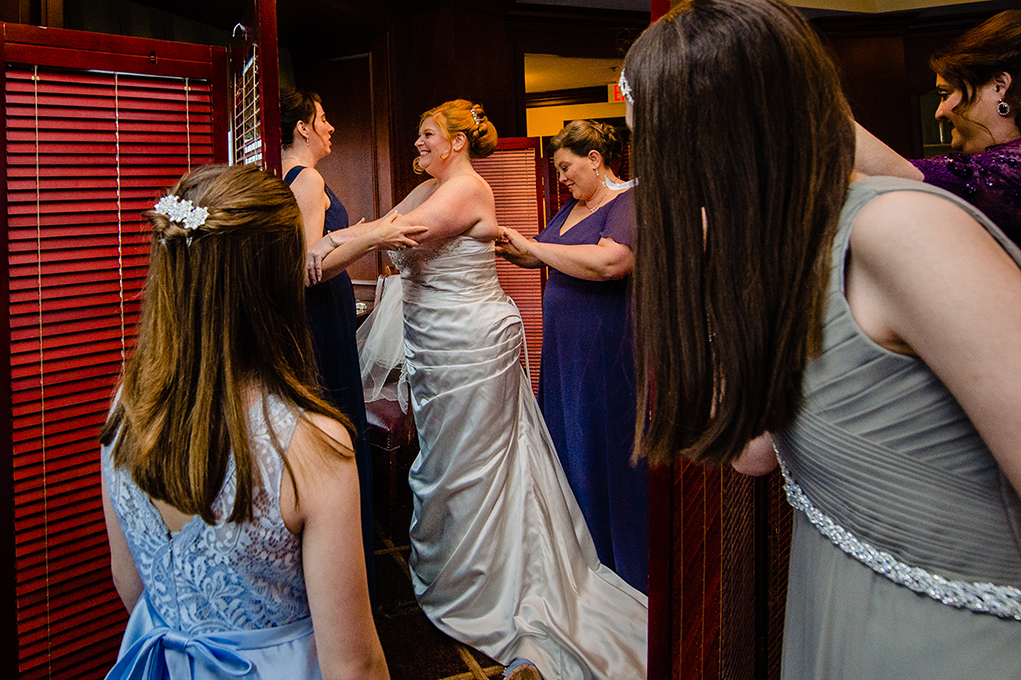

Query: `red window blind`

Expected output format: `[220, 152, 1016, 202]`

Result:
[5, 36, 224, 677]
[473, 138, 546, 396]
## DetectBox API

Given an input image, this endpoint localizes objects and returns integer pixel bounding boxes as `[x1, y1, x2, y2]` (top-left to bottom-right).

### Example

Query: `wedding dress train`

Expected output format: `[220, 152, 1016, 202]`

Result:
[359, 236, 647, 680]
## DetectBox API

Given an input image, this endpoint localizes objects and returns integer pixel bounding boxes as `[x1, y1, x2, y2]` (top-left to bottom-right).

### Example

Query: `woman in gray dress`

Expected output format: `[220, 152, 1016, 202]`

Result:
[622, 0, 1021, 677]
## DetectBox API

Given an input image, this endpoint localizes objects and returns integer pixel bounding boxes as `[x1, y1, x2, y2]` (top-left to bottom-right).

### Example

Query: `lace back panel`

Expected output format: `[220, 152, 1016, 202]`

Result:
[101, 394, 309, 634]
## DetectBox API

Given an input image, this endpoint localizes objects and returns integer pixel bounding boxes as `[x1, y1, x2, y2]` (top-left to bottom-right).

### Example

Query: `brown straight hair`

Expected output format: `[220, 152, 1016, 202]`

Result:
[625, 0, 855, 467]
[100, 164, 352, 523]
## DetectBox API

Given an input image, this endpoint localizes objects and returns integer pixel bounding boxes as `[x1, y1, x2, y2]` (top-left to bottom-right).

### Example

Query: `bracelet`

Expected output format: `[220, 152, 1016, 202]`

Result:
[327, 231, 338, 249]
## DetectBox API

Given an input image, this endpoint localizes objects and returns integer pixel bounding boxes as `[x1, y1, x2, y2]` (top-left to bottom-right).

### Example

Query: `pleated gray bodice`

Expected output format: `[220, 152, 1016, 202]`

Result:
[775, 176, 1021, 599]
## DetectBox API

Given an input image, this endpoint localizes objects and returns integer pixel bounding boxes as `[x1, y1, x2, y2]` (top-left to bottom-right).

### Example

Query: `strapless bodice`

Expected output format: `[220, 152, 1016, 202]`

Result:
[389, 236, 502, 302]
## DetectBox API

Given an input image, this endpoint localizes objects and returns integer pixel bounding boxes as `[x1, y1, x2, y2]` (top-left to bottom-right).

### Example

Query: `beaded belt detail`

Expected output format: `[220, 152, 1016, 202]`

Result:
[778, 458, 1021, 620]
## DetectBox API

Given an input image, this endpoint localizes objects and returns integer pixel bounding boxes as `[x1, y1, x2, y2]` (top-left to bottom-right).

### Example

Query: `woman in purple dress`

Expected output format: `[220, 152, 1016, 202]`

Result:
[855, 10, 1020, 244]
[497, 120, 648, 593]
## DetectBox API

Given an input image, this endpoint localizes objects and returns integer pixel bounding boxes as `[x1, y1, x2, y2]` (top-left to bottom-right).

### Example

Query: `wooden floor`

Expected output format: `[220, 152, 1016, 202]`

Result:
[373, 528, 507, 680]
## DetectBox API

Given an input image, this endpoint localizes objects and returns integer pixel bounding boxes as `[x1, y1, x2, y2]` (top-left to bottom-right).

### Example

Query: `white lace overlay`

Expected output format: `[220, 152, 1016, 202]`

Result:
[102, 394, 309, 634]
[778, 456, 1021, 620]
[386, 237, 462, 272]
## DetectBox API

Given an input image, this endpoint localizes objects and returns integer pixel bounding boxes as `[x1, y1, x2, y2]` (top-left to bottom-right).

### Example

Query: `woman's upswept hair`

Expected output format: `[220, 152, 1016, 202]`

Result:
[414, 99, 498, 173]
[626, 0, 854, 467]
[550, 119, 623, 167]
[280, 88, 322, 149]
[100, 163, 352, 524]
[930, 10, 1021, 118]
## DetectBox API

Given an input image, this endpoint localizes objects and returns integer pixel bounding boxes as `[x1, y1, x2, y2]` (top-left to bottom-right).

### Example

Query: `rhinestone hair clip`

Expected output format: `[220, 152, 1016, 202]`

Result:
[154, 194, 209, 231]
[470, 107, 482, 126]
[618, 69, 634, 105]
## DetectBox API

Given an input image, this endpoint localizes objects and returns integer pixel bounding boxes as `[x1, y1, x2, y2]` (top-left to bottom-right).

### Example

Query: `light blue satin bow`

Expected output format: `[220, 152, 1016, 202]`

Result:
[105, 627, 253, 680]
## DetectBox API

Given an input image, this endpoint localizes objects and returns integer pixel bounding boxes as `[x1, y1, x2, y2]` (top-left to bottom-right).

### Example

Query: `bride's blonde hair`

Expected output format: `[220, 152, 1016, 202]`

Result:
[413, 99, 498, 174]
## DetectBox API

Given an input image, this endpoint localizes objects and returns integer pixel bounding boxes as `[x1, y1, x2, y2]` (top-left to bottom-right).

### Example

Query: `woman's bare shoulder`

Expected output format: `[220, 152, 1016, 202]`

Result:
[850, 188, 987, 262]
[287, 412, 355, 471]
[396, 178, 439, 214]
[286, 164, 325, 193]
[441, 172, 495, 211]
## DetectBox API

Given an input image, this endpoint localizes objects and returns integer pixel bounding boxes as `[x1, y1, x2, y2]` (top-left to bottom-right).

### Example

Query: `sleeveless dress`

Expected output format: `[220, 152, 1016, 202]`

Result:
[283, 166, 374, 600]
[381, 236, 648, 680]
[102, 394, 321, 680]
[776, 176, 1021, 680]
[535, 191, 649, 593]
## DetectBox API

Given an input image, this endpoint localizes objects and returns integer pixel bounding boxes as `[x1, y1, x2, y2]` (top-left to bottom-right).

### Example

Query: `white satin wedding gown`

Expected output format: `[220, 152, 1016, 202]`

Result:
[359, 235, 648, 680]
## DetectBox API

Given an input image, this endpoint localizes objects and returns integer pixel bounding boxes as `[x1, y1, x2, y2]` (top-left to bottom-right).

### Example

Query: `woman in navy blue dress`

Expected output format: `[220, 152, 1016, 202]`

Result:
[281, 89, 423, 600]
[497, 120, 648, 593]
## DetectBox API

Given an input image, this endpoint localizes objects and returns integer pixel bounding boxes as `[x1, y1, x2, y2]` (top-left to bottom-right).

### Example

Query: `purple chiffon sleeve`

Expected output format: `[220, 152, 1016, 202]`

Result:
[909, 138, 1021, 246]
[600, 190, 635, 247]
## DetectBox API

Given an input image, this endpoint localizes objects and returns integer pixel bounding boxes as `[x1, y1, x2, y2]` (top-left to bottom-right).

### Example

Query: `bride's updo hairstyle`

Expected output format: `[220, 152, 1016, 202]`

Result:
[626, 0, 855, 467]
[102, 163, 350, 525]
[414, 99, 498, 174]
[550, 119, 623, 168]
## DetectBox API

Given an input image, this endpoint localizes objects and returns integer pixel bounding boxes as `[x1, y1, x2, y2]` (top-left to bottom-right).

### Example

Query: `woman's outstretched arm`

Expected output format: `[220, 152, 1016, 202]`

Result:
[387, 174, 498, 245]
[498, 227, 633, 280]
[307, 213, 426, 285]
[853, 122, 924, 180]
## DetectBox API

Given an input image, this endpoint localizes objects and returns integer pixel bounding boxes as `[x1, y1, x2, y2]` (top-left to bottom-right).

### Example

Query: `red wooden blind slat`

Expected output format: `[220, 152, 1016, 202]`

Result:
[473, 140, 546, 396]
[7, 54, 220, 678]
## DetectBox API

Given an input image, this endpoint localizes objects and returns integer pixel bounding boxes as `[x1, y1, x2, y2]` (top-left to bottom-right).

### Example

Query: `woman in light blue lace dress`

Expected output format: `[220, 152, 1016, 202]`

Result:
[99, 164, 389, 680]
[624, 1, 1021, 677]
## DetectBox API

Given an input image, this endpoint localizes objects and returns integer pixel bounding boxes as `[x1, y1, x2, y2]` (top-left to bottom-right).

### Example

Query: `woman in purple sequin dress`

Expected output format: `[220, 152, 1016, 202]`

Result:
[855, 10, 1020, 244]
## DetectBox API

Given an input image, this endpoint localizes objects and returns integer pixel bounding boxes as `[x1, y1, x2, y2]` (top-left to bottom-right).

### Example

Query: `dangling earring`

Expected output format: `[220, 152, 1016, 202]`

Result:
[998, 99, 1011, 117]
[305, 135, 311, 147]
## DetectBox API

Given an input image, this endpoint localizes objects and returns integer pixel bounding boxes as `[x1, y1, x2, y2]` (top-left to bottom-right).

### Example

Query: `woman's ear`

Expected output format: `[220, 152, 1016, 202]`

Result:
[588, 149, 603, 169]
[992, 70, 1012, 95]
[453, 132, 467, 152]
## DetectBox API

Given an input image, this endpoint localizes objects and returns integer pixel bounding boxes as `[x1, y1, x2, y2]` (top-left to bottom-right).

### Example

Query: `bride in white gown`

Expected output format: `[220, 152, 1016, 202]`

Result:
[357, 100, 647, 679]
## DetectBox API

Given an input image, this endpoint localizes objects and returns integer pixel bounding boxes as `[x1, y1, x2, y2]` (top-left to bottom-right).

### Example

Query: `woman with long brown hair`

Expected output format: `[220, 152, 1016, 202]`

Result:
[100, 164, 388, 679]
[624, 0, 1021, 676]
